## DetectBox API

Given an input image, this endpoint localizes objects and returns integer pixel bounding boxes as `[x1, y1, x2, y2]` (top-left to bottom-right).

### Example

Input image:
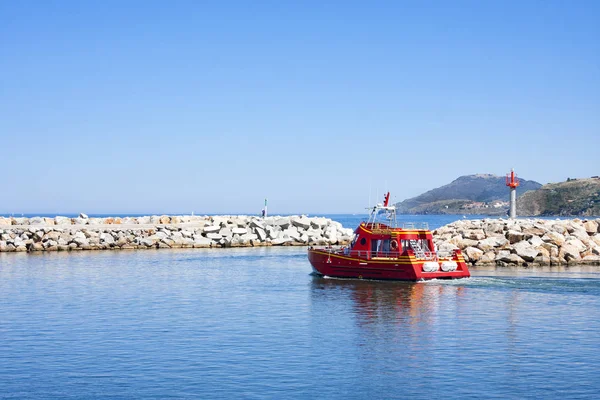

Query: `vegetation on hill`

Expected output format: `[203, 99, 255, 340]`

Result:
[517, 178, 600, 216]
[395, 174, 542, 215]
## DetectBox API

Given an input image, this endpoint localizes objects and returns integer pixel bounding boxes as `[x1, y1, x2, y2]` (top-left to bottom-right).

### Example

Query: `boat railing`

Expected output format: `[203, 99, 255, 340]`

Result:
[370, 228, 395, 235]
[402, 222, 429, 230]
[345, 249, 405, 259]
[365, 222, 429, 234]
[321, 247, 441, 261]
[436, 250, 454, 258]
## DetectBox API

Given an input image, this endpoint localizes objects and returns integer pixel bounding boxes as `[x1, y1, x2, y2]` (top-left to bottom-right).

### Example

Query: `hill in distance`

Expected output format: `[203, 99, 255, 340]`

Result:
[395, 174, 542, 215]
[517, 177, 600, 216]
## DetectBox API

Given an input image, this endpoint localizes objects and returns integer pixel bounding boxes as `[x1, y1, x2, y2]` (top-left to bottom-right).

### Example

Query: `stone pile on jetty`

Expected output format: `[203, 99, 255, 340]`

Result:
[433, 218, 600, 266]
[0, 215, 353, 252]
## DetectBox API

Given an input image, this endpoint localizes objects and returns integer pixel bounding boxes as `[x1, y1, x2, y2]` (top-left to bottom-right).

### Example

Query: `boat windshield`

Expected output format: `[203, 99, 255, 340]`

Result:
[365, 203, 397, 227]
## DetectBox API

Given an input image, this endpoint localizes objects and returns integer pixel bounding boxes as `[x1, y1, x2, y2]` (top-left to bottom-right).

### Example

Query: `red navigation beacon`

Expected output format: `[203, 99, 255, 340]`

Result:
[506, 169, 520, 189]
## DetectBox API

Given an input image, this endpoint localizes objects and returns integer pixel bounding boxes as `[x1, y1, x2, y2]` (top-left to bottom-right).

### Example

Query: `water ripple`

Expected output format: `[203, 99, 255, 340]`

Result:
[1, 250, 599, 399]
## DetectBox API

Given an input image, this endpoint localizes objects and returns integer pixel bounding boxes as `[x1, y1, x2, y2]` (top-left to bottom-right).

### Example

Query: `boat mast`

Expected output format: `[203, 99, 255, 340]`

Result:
[367, 192, 397, 227]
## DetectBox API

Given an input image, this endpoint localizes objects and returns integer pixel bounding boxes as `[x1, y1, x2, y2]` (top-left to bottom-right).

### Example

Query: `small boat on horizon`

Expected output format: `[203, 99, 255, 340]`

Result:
[307, 192, 470, 281]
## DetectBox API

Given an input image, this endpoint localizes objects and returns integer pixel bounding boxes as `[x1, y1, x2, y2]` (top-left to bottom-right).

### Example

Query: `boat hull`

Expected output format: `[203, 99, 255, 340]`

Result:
[308, 249, 470, 281]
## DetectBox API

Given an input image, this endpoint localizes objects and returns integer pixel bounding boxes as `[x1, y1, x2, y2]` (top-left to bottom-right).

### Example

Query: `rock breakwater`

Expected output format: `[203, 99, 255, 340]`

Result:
[433, 218, 600, 266]
[0, 215, 353, 253]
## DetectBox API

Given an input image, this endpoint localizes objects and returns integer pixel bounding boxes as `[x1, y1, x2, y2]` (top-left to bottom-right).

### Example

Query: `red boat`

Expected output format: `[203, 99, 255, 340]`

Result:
[308, 193, 470, 281]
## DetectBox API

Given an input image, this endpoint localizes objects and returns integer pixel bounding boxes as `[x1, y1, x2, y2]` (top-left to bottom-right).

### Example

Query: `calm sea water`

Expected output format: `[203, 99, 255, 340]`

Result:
[1, 215, 599, 399]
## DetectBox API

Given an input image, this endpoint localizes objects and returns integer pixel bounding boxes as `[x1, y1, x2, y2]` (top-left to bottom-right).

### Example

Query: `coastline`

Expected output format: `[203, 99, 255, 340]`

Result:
[434, 217, 600, 266]
[0, 215, 353, 252]
[2, 214, 599, 268]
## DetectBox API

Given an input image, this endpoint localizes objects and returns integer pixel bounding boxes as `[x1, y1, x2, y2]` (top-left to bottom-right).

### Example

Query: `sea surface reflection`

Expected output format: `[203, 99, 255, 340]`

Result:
[310, 273, 600, 399]
[1, 249, 599, 398]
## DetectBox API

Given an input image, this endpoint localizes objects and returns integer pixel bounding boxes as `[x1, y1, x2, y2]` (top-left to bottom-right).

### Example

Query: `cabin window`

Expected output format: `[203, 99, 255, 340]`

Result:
[401, 239, 410, 252]
[360, 237, 366, 246]
[400, 239, 430, 253]
[371, 239, 380, 257]
[370, 239, 391, 256]
[350, 234, 358, 248]
[382, 239, 391, 253]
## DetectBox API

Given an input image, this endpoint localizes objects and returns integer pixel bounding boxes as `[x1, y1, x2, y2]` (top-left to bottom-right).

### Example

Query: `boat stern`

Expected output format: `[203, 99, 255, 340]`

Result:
[414, 249, 470, 280]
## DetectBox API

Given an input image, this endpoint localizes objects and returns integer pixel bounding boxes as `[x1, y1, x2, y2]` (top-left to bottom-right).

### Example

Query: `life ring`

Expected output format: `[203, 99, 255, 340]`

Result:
[390, 240, 398, 251]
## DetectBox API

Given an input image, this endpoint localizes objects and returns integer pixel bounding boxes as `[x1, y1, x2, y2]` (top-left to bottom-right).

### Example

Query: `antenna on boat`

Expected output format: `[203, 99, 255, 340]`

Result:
[366, 191, 397, 227]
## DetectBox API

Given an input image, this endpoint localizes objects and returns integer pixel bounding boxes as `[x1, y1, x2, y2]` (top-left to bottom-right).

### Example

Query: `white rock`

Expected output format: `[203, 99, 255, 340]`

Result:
[241, 233, 258, 241]
[203, 225, 220, 233]
[55, 216, 72, 225]
[140, 237, 156, 247]
[497, 253, 524, 264]
[219, 227, 232, 237]
[583, 220, 599, 234]
[467, 229, 486, 240]
[455, 238, 478, 249]
[100, 232, 115, 244]
[150, 231, 168, 241]
[273, 217, 291, 229]
[181, 230, 193, 238]
[310, 217, 329, 229]
[438, 242, 459, 254]
[465, 246, 484, 261]
[324, 226, 337, 239]
[327, 233, 338, 244]
[479, 251, 496, 263]
[250, 219, 265, 230]
[266, 226, 280, 239]
[193, 237, 213, 247]
[73, 231, 89, 246]
[478, 237, 509, 252]
[74, 231, 87, 241]
[567, 238, 586, 252]
[285, 229, 301, 241]
[232, 227, 247, 235]
[291, 217, 311, 230]
[582, 255, 600, 263]
[255, 227, 267, 241]
[559, 243, 582, 262]
[528, 236, 544, 247]
[211, 216, 228, 227]
[506, 230, 525, 244]
[271, 237, 292, 245]
[29, 217, 44, 225]
[542, 231, 565, 247]
[512, 241, 539, 262]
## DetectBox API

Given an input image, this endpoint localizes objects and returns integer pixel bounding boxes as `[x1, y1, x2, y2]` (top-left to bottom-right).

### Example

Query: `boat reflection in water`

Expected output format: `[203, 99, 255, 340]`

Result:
[307, 274, 600, 399]
[309, 276, 468, 344]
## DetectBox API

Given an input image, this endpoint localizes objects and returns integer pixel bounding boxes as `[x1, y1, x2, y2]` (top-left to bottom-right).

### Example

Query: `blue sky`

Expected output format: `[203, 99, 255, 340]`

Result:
[1, 1, 598, 214]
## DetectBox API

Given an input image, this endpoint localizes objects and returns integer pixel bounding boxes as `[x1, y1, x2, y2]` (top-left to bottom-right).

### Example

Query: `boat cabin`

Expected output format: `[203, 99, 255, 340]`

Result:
[348, 222, 435, 259]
